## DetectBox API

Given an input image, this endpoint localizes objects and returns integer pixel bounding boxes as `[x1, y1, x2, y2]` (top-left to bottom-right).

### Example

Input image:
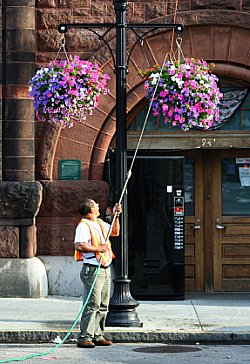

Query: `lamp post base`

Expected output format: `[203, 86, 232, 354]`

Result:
[106, 278, 142, 327]
[106, 309, 142, 327]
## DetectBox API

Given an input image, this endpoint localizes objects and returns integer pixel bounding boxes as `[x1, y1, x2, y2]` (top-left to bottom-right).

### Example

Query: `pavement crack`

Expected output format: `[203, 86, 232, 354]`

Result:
[191, 300, 204, 331]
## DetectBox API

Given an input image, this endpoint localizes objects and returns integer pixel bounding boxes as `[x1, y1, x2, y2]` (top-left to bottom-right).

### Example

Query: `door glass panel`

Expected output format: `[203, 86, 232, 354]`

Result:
[127, 157, 185, 299]
[184, 158, 194, 216]
[222, 158, 250, 215]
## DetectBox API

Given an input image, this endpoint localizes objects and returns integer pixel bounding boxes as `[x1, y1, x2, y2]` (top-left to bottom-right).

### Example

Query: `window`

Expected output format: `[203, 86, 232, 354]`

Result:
[222, 158, 250, 216]
[128, 81, 250, 132]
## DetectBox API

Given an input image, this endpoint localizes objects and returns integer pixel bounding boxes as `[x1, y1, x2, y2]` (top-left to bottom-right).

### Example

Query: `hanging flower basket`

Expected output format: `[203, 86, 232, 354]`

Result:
[143, 58, 223, 130]
[29, 55, 110, 128]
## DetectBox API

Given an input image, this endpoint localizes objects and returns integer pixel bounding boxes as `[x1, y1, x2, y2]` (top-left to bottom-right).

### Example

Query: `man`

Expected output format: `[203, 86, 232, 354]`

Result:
[74, 197, 122, 348]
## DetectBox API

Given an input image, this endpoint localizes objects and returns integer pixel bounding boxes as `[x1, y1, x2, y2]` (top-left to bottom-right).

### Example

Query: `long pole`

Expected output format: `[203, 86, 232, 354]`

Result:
[106, 0, 141, 327]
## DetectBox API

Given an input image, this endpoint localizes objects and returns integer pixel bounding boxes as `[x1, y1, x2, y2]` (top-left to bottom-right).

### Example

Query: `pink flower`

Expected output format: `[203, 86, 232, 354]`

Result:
[168, 109, 173, 117]
[143, 57, 223, 130]
[162, 104, 168, 113]
[159, 90, 168, 97]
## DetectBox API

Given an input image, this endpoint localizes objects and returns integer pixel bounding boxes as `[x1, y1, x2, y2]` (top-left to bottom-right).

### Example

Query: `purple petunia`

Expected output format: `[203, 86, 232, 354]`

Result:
[29, 55, 110, 128]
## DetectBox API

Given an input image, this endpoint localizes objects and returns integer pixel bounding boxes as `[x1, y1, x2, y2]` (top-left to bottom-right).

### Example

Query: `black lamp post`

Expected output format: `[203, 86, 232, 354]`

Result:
[59, 0, 183, 327]
[107, 0, 141, 326]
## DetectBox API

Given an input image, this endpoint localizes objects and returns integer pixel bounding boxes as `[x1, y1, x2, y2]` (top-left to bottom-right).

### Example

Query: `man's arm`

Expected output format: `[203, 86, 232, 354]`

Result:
[75, 242, 109, 253]
[110, 218, 120, 237]
[110, 203, 122, 236]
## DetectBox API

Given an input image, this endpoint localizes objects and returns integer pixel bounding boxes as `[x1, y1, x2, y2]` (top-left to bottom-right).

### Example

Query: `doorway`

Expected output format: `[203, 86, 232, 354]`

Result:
[127, 156, 185, 300]
[184, 149, 250, 292]
[107, 146, 250, 293]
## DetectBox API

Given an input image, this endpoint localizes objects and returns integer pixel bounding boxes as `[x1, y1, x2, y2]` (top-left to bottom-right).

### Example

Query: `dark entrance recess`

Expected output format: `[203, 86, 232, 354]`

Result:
[104, 152, 185, 300]
[127, 156, 185, 300]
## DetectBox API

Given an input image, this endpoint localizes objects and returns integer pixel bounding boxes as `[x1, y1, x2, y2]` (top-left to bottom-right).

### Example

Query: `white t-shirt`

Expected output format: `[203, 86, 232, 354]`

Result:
[74, 219, 111, 265]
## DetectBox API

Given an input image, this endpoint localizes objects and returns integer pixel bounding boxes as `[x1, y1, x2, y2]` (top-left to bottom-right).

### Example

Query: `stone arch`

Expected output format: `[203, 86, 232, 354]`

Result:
[89, 24, 250, 178]
[36, 21, 250, 181]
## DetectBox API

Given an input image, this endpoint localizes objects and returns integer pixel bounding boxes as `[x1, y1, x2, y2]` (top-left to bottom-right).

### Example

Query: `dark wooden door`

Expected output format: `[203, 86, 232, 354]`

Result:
[185, 149, 250, 292]
[209, 150, 250, 291]
[183, 151, 204, 291]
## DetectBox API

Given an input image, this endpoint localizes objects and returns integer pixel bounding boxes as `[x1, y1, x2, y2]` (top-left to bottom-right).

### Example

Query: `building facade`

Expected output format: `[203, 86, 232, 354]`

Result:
[0, 0, 250, 297]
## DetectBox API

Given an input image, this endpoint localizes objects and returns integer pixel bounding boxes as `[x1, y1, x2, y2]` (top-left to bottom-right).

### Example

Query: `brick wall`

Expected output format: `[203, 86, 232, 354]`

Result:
[36, 1, 250, 64]
[34, 0, 250, 255]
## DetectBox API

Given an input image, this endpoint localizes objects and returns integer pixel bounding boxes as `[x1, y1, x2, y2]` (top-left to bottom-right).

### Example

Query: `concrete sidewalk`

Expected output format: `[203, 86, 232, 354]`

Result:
[0, 293, 250, 344]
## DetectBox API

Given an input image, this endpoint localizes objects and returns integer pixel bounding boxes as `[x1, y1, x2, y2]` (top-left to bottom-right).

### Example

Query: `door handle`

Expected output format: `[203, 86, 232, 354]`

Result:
[215, 218, 225, 230]
[194, 218, 201, 230]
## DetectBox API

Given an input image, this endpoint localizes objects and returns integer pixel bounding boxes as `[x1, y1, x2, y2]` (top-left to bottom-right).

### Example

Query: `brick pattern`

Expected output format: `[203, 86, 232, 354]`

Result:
[0, 227, 19, 258]
[36, 15, 250, 183]
[33, 0, 250, 255]
[3, 2, 36, 182]
[0, 2, 43, 259]
[0, 0, 2, 182]
[0, 181, 43, 258]
[36, 180, 110, 255]
[35, 1, 248, 63]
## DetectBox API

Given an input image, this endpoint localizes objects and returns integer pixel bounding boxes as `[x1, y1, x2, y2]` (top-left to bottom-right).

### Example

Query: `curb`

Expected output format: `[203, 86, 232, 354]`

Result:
[0, 331, 250, 344]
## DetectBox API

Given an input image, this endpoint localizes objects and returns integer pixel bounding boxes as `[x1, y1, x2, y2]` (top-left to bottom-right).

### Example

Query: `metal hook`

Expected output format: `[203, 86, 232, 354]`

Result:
[176, 36, 183, 48]
[55, 33, 69, 61]
[176, 37, 181, 62]
[138, 36, 150, 69]
[175, 36, 185, 62]
[60, 34, 66, 47]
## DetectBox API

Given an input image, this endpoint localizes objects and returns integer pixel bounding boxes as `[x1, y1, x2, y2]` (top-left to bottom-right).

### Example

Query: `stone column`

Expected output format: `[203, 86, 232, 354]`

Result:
[3, 0, 36, 182]
[0, 1, 46, 297]
[0, 1, 2, 182]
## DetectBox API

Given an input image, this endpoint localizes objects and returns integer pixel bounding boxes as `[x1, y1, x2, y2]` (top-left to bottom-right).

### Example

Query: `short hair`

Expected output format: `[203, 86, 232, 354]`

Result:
[78, 198, 95, 216]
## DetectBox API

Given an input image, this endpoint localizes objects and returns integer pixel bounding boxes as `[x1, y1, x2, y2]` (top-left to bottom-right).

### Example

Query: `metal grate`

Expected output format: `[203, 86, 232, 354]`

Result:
[132, 345, 201, 354]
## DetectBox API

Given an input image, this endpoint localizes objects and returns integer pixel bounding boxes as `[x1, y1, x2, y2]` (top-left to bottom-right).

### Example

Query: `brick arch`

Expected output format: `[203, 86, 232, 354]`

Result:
[89, 84, 147, 180]
[89, 24, 250, 179]
[36, 23, 250, 181]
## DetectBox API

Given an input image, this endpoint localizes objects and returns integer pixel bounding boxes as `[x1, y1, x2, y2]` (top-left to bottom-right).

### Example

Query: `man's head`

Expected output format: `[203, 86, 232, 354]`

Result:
[78, 198, 100, 218]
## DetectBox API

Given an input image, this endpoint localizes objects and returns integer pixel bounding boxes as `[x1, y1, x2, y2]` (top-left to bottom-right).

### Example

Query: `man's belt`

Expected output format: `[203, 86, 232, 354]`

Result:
[83, 263, 110, 269]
